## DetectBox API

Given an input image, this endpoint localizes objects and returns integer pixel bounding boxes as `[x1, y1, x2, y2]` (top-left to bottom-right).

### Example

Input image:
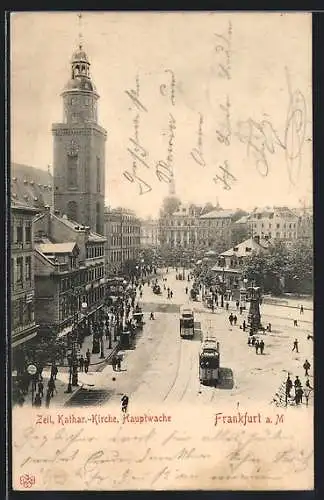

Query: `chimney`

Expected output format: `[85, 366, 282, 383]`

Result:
[54, 210, 60, 216]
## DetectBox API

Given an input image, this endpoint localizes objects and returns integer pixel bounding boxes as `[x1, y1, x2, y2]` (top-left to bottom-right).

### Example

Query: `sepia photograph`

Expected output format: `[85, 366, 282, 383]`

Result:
[10, 11, 313, 491]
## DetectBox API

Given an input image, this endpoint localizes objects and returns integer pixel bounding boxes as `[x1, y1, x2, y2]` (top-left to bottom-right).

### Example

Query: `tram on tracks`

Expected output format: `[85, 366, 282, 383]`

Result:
[180, 306, 195, 339]
[199, 338, 220, 385]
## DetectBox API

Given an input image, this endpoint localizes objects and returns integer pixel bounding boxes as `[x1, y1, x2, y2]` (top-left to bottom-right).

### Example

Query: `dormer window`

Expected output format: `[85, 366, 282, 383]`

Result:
[245, 247, 252, 252]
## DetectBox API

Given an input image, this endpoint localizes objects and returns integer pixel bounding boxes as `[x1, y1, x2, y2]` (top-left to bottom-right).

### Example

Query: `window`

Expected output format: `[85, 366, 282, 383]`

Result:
[67, 201, 78, 222]
[17, 225, 23, 243]
[67, 154, 78, 188]
[25, 256, 31, 281]
[96, 157, 101, 192]
[276, 223, 280, 229]
[17, 257, 23, 282]
[25, 225, 31, 242]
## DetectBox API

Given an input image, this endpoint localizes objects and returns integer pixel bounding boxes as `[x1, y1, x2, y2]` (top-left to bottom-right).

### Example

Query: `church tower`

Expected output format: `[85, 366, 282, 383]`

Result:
[52, 41, 107, 235]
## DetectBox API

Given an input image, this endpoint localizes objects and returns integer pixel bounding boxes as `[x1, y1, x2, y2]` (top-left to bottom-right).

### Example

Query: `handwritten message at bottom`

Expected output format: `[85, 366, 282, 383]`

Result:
[12, 403, 313, 491]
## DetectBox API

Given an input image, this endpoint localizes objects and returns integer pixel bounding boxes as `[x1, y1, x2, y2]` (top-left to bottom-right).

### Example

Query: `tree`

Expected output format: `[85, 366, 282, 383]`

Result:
[201, 203, 215, 215]
[161, 196, 181, 215]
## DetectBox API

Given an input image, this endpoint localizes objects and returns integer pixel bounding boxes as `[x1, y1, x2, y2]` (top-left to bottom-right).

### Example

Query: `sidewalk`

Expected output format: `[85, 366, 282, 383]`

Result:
[18, 334, 121, 409]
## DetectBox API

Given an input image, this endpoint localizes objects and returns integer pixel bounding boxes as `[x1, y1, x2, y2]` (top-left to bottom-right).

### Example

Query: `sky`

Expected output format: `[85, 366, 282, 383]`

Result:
[11, 12, 312, 217]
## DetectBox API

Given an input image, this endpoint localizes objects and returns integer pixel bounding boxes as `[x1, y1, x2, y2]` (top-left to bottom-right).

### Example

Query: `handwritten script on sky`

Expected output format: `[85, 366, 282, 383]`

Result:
[11, 12, 312, 216]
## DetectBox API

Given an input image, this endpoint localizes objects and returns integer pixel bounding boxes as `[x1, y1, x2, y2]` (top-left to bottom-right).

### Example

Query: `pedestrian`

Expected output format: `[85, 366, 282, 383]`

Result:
[226, 302, 229, 311]
[185, 287, 188, 294]
[86, 349, 91, 364]
[293, 319, 298, 327]
[150, 312, 155, 320]
[286, 375, 293, 398]
[229, 313, 233, 326]
[48, 377, 56, 397]
[34, 393, 42, 407]
[111, 355, 117, 371]
[121, 394, 129, 413]
[79, 355, 84, 372]
[45, 390, 51, 408]
[239, 306, 243, 315]
[242, 320, 246, 332]
[236, 300, 239, 310]
[170, 291, 173, 299]
[255, 340, 260, 354]
[267, 323, 272, 333]
[294, 376, 302, 392]
[117, 355, 122, 371]
[259, 339, 265, 354]
[303, 359, 311, 376]
[211, 303, 215, 313]
[233, 315, 237, 326]
[300, 305, 304, 314]
[295, 387, 303, 405]
[51, 363, 58, 380]
[304, 387, 311, 407]
[38, 380, 44, 398]
[84, 358, 89, 373]
[305, 378, 313, 390]
[292, 339, 299, 353]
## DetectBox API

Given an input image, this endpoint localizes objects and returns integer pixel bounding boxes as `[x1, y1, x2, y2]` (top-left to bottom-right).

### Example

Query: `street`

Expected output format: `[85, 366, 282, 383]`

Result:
[73, 269, 313, 409]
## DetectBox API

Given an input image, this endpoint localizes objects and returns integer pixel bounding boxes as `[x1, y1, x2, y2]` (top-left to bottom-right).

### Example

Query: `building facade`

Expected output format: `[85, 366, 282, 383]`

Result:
[11, 202, 38, 373]
[159, 203, 202, 249]
[104, 207, 141, 275]
[199, 209, 236, 250]
[140, 217, 159, 248]
[33, 210, 106, 338]
[248, 207, 299, 242]
[52, 43, 107, 235]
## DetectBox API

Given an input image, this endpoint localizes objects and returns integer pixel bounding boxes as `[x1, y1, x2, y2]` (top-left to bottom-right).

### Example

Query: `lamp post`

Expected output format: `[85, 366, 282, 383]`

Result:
[65, 291, 80, 393]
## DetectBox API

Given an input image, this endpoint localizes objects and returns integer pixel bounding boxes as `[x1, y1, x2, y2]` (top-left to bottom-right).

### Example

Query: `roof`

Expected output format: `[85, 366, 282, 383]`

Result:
[11, 200, 38, 213]
[36, 242, 78, 254]
[235, 215, 250, 224]
[54, 214, 106, 242]
[220, 237, 271, 258]
[11, 163, 53, 210]
[200, 209, 235, 219]
[250, 206, 299, 218]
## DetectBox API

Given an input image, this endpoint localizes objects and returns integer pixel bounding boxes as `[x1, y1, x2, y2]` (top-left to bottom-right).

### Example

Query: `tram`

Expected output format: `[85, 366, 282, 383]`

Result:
[180, 306, 195, 339]
[199, 338, 220, 385]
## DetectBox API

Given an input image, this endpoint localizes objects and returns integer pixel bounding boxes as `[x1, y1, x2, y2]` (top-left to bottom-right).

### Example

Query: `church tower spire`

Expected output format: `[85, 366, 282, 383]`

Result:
[52, 14, 107, 235]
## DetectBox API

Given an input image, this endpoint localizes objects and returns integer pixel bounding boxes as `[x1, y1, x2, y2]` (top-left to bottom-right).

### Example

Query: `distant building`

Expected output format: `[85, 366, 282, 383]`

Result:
[159, 202, 202, 249]
[104, 207, 141, 275]
[199, 209, 236, 250]
[140, 217, 159, 247]
[248, 207, 299, 242]
[11, 201, 38, 374]
[33, 209, 106, 338]
[291, 207, 313, 242]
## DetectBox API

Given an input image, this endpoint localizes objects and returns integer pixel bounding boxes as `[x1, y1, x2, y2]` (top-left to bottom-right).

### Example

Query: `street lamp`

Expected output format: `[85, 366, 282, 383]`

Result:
[65, 291, 80, 393]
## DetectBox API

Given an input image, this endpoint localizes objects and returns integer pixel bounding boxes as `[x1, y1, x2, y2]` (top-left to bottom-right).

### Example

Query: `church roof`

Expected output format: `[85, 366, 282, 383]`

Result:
[11, 163, 53, 210]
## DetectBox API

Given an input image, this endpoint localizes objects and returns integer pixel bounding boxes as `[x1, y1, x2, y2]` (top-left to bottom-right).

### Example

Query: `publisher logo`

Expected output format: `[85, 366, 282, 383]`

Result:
[19, 474, 35, 488]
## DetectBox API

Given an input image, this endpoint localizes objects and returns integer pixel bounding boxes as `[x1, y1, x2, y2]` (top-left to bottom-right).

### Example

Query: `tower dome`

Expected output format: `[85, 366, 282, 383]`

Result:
[71, 44, 89, 64]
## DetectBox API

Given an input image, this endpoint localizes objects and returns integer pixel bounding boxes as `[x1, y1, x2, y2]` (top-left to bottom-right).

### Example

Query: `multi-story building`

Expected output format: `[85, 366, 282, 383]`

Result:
[104, 207, 141, 275]
[52, 43, 107, 235]
[159, 202, 202, 249]
[199, 209, 236, 250]
[11, 201, 38, 374]
[292, 207, 313, 242]
[33, 209, 106, 338]
[247, 207, 299, 242]
[140, 217, 159, 248]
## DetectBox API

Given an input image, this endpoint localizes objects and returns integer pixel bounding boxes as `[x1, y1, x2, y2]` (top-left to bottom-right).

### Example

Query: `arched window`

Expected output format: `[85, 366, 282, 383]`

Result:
[96, 202, 101, 234]
[67, 201, 78, 222]
[67, 154, 78, 188]
[96, 157, 101, 192]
